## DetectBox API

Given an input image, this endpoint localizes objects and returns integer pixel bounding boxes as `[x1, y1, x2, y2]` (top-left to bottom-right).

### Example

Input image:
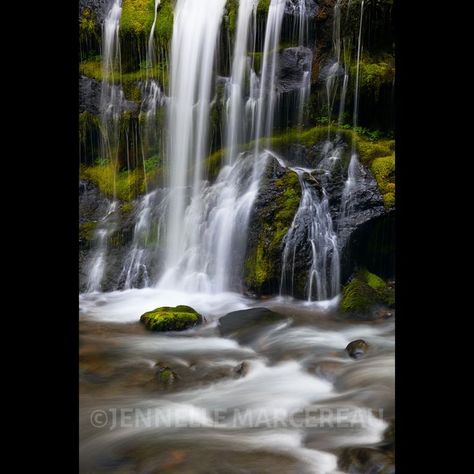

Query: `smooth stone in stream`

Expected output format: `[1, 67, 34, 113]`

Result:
[218, 308, 286, 342]
[345, 339, 369, 359]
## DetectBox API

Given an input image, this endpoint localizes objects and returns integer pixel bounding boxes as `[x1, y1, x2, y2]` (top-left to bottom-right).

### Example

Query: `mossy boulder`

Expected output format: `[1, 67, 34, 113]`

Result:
[244, 162, 301, 296]
[341, 269, 394, 315]
[140, 305, 203, 331]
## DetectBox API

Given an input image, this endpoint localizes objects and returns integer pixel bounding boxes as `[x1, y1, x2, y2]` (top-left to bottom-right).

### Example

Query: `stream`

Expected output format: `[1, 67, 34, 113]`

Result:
[80, 290, 394, 473]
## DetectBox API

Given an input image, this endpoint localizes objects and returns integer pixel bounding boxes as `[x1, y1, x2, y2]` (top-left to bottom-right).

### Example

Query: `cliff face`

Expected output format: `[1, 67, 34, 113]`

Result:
[79, 0, 395, 295]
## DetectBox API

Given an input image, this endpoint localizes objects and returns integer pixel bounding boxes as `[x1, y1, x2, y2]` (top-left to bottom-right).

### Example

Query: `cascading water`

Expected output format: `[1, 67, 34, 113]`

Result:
[161, 0, 227, 279]
[254, 0, 286, 149]
[278, 148, 341, 302]
[340, 0, 365, 223]
[158, 0, 287, 293]
[224, 0, 257, 165]
[85, 0, 123, 292]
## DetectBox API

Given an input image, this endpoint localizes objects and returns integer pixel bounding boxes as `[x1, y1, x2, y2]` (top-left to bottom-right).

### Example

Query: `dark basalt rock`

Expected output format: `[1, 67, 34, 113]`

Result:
[345, 339, 369, 359]
[219, 308, 286, 338]
[79, 75, 101, 115]
[276, 47, 313, 93]
[80, 0, 110, 24]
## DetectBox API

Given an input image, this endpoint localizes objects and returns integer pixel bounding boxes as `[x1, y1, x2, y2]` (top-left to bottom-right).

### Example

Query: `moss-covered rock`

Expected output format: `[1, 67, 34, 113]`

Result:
[120, 0, 156, 36]
[79, 221, 98, 244]
[244, 167, 301, 295]
[371, 154, 395, 209]
[120, 0, 173, 42]
[352, 55, 395, 97]
[155, 362, 178, 385]
[80, 162, 147, 202]
[341, 269, 395, 314]
[257, 0, 270, 15]
[140, 305, 203, 331]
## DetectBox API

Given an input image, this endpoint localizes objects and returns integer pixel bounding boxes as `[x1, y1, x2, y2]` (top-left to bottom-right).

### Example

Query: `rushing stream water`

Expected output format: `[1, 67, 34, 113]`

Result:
[80, 289, 394, 473]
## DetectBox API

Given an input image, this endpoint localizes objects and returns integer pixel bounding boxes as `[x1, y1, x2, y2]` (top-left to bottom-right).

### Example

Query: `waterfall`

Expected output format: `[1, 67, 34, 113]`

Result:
[146, 0, 161, 70]
[279, 149, 340, 302]
[224, 0, 257, 165]
[162, 0, 227, 275]
[85, 0, 123, 292]
[340, 0, 365, 224]
[254, 0, 286, 150]
[157, 0, 286, 293]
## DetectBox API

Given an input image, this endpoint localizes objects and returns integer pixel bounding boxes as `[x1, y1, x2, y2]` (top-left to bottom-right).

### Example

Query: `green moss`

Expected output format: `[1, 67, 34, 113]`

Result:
[154, 0, 174, 44]
[80, 7, 98, 41]
[120, 0, 156, 35]
[159, 368, 172, 382]
[122, 81, 142, 103]
[80, 163, 146, 202]
[79, 57, 163, 85]
[120, 0, 173, 44]
[341, 269, 394, 313]
[245, 240, 271, 289]
[225, 0, 239, 35]
[121, 202, 135, 214]
[79, 221, 97, 242]
[371, 155, 395, 209]
[140, 305, 202, 331]
[79, 112, 101, 143]
[244, 170, 301, 294]
[352, 55, 395, 97]
[257, 0, 270, 14]
[205, 149, 225, 180]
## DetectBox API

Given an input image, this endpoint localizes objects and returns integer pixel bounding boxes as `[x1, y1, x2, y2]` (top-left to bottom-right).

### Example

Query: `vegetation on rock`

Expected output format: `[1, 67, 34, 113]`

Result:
[244, 170, 301, 294]
[140, 305, 203, 331]
[341, 269, 394, 313]
[371, 154, 395, 209]
[80, 162, 145, 202]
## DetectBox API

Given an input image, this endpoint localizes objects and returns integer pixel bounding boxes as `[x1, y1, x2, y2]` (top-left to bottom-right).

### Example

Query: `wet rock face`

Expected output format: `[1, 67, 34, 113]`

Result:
[276, 47, 313, 93]
[79, 181, 137, 293]
[80, 75, 101, 115]
[80, 0, 110, 24]
[285, 0, 319, 18]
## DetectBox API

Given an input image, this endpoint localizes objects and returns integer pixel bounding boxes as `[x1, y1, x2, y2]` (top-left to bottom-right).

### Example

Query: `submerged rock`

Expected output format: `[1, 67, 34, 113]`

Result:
[345, 339, 369, 359]
[155, 363, 178, 386]
[337, 446, 395, 474]
[218, 308, 286, 339]
[233, 361, 250, 378]
[140, 305, 203, 332]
